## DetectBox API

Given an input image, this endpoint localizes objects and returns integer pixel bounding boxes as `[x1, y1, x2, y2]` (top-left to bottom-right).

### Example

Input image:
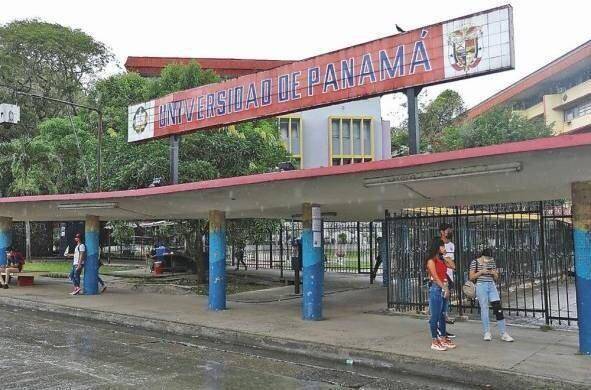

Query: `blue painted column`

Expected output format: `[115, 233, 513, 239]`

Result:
[302, 203, 323, 320]
[572, 182, 591, 355]
[0, 217, 12, 267]
[209, 210, 226, 311]
[83, 215, 100, 295]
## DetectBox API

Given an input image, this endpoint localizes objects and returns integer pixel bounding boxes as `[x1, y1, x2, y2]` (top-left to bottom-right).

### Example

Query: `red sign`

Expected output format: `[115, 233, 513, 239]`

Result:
[128, 5, 513, 142]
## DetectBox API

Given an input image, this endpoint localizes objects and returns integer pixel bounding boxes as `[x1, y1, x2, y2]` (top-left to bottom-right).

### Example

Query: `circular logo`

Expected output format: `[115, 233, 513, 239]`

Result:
[132, 106, 148, 133]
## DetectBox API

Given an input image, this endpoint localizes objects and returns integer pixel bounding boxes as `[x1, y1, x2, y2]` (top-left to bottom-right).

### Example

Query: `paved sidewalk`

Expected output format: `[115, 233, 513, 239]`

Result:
[0, 273, 588, 388]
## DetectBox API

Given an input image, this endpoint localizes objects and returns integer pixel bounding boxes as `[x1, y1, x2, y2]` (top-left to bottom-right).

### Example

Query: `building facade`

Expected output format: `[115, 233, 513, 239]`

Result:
[125, 57, 391, 169]
[464, 40, 591, 134]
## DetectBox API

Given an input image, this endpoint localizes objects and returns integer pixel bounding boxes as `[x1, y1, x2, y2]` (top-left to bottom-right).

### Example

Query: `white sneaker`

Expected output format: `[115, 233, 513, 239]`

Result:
[483, 332, 492, 341]
[501, 332, 514, 342]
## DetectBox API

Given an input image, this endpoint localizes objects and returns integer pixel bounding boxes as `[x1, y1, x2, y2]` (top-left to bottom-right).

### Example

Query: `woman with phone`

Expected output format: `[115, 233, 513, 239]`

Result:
[469, 248, 514, 342]
[425, 238, 457, 351]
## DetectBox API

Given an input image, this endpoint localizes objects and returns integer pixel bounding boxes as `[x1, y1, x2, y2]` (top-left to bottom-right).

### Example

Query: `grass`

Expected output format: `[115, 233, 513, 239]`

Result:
[23, 261, 135, 275]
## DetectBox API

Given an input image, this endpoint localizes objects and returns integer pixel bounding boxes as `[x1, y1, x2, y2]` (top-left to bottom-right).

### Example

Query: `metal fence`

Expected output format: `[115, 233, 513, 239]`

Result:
[385, 201, 577, 326]
[226, 221, 383, 275]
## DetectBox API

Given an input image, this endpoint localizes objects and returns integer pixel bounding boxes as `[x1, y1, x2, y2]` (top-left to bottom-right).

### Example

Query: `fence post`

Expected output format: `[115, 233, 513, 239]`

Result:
[454, 206, 463, 316]
[357, 222, 361, 273]
[279, 223, 284, 280]
[384, 210, 391, 308]
[269, 230, 273, 269]
[369, 221, 374, 284]
[255, 243, 259, 269]
[539, 201, 550, 325]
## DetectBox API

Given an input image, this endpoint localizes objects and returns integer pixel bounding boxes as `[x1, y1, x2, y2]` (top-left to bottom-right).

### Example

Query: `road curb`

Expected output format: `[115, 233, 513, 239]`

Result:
[0, 295, 584, 389]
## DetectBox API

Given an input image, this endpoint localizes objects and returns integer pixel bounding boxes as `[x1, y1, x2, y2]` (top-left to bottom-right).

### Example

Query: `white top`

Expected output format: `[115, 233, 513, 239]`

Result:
[444, 241, 455, 281]
[73, 243, 86, 266]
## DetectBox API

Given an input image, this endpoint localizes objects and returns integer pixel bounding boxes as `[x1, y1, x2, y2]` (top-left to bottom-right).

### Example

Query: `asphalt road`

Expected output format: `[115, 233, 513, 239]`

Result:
[0, 304, 476, 389]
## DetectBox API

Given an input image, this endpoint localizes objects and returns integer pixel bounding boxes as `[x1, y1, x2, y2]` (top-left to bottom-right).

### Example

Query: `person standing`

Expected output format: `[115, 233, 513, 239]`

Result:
[439, 223, 456, 338]
[66, 233, 85, 295]
[469, 248, 514, 342]
[425, 238, 456, 351]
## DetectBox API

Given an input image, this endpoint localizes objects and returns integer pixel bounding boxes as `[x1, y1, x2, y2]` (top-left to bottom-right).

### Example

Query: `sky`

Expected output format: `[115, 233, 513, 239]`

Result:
[1, 0, 590, 125]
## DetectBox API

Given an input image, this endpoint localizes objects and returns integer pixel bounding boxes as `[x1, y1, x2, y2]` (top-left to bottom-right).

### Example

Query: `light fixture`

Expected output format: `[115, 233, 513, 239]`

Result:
[57, 202, 118, 210]
[363, 162, 522, 188]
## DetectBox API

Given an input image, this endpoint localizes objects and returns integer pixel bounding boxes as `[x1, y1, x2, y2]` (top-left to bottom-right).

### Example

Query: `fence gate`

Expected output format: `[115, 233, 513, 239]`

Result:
[385, 201, 577, 327]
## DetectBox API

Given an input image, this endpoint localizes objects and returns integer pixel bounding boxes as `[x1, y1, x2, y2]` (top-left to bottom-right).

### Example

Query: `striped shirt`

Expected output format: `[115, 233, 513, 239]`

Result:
[469, 257, 497, 283]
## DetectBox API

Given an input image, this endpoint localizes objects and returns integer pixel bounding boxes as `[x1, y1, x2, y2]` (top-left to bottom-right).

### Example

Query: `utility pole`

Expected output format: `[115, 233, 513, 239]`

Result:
[170, 135, 180, 185]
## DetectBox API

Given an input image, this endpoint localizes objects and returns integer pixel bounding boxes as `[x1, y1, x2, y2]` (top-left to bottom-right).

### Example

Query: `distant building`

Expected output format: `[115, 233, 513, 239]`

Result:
[125, 57, 391, 169]
[463, 40, 591, 134]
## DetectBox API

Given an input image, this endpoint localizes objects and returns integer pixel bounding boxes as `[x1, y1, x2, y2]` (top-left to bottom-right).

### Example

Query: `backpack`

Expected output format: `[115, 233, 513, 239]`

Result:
[462, 259, 479, 299]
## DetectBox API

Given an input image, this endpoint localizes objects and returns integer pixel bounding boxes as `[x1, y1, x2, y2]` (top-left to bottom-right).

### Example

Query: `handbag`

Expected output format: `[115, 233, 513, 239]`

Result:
[462, 259, 478, 299]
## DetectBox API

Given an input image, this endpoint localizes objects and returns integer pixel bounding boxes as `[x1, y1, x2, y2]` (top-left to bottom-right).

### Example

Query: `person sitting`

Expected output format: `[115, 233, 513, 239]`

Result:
[7, 247, 25, 272]
[0, 249, 22, 289]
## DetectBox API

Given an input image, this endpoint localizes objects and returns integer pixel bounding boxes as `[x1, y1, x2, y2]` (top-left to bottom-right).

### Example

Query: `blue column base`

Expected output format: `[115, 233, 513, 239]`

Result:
[83, 230, 100, 295]
[574, 228, 591, 355]
[302, 229, 323, 320]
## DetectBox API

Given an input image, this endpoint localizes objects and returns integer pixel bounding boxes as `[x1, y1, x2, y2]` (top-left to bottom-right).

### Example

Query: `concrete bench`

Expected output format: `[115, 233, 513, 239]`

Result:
[1, 269, 34, 286]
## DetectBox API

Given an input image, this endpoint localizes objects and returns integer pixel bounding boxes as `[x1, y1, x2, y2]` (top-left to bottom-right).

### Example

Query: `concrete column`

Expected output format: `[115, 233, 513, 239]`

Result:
[572, 182, 591, 355]
[0, 217, 12, 267]
[302, 203, 323, 320]
[83, 215, 100, 295]
[209, 210, 226, 311]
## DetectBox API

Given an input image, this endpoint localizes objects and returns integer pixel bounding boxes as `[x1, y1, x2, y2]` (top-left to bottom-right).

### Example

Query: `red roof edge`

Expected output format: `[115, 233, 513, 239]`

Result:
[2, 132, 591, 204]
[124, 56, 295, 78]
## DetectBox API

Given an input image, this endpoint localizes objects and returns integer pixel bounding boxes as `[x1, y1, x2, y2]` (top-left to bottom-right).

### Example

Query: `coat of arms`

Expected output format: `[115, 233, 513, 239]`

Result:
[132, 105, 149, 133]
[448, 25, 482, 72]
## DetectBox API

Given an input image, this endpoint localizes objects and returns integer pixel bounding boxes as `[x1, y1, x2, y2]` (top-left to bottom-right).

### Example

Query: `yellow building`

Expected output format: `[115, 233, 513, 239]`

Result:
[464, 40, 591, 134]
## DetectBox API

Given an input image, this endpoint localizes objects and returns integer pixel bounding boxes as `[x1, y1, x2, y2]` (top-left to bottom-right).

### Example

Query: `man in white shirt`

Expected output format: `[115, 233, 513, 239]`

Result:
[66, 233, 85, 295]
[439, 223, 456, 338]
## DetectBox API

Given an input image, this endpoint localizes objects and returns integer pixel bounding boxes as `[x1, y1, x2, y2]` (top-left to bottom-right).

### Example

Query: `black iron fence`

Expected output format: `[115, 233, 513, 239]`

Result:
[226, 221, 383, 275]
[385, 201, 577, 326]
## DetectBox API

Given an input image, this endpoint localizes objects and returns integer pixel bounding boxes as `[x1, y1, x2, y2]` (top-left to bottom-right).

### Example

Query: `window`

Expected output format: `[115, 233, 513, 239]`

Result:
[329, 117, 373, 166]
[564, 98, 591, 122]
[278, 117, 302, 168]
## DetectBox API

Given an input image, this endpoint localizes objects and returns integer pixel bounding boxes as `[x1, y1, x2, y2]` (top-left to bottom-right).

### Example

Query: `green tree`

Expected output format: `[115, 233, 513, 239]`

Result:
[391, 89, 466, 156]
[0, 136, 59, 196]
[439, 108, 554, 151]
[0, 19, 113, 141]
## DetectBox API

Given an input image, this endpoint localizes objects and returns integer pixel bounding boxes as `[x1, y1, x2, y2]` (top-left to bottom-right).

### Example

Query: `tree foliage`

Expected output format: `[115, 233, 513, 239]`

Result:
[391, 89, 554, 154]
[439, 108, 554, 151]
[0, 19, 113, 141]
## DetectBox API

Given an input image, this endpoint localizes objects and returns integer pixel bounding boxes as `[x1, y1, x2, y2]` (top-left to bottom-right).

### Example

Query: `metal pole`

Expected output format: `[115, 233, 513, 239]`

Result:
[170, 135, 180, 185]
[269, 230, 273, 269]
[385, 210, 391, 308]
[279, 223, 284, 280]
[454, 206, 463, 316]
[97, 112, 103, 192]
[405, 87, 421, 155]
[539, 201, 550, 325]
[369, 221, 374, 284]
[357, 222, 361, 273]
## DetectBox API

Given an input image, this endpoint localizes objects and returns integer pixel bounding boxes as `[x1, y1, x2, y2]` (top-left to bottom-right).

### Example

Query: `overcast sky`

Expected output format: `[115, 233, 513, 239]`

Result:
[2, 0, 590, 125]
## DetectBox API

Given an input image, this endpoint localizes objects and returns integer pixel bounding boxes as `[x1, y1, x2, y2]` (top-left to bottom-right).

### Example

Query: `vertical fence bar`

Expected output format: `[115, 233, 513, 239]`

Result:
[269, 230, 273, 269]
[357, 222, 361, 274]
[385, 210, 391, 308]
[369, 221, 374, 284]
[255, 243, 259, 270]
[539, 201, 550, 325]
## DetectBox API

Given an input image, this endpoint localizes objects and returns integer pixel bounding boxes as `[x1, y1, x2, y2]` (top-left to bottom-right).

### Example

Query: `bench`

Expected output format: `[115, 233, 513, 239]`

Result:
[1, 269, 34, 287]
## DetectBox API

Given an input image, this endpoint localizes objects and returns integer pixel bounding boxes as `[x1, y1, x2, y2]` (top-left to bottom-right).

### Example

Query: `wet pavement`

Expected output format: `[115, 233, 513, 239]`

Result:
[0, 305, 474, 389]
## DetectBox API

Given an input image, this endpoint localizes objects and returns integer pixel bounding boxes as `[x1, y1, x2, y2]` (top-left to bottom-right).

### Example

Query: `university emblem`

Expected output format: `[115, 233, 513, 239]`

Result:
[448, 25, 482, 72]
[132, 105, 148, 133]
